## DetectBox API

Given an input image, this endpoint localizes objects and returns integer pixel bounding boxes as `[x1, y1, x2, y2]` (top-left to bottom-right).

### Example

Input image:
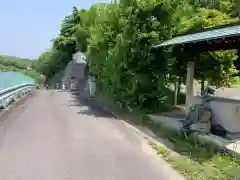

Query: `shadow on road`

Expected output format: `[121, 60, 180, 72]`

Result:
[68, 91, 117, 119]
[67, 90, 217, 165]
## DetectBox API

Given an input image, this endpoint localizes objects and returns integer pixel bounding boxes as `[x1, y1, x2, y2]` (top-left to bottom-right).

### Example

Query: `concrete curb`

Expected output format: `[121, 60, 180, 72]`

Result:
[148, 114, 240, 159]
[96, 100, 180, 152]
[98, 99, 240, 159]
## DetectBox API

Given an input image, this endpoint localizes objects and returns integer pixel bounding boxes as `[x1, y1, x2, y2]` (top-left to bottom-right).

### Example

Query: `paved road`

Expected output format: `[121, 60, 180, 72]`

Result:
[0, 90, 184, 180]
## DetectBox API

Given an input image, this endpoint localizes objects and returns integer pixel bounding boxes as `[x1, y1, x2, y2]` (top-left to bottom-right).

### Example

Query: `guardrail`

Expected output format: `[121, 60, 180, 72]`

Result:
[0, 84, 35, 109]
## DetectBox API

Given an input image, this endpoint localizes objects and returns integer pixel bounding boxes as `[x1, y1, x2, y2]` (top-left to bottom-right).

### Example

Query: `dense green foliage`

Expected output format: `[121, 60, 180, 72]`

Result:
[35, 0, 239, 110]
[0, 55, 44, 83]
[0, 55, 33, 70]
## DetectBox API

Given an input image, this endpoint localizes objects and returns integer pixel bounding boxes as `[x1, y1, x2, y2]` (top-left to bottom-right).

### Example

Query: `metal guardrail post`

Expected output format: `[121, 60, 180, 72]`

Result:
[0, 84, 35, 109]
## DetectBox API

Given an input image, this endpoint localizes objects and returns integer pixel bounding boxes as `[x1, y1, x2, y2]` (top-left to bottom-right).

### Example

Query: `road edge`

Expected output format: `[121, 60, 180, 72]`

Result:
[0, 91, 36, 122]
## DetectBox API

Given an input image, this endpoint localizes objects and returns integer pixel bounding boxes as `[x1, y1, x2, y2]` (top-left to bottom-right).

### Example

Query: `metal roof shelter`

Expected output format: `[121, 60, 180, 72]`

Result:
[151, 22, 240, 109]
[152, 23, 240, 52]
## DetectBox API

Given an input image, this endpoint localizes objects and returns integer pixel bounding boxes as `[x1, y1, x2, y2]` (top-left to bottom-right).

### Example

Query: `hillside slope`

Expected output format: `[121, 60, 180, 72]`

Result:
[0, 55, 34, 70]
[0, 55, 44, 83]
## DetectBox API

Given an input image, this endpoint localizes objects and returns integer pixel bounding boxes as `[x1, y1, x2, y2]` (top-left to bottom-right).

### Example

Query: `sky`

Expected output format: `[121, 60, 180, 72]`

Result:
[0, 0, 107, 59]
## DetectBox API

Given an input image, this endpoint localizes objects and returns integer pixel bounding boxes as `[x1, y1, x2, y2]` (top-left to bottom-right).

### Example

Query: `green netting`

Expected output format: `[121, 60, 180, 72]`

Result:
[0, 71, 35, 90]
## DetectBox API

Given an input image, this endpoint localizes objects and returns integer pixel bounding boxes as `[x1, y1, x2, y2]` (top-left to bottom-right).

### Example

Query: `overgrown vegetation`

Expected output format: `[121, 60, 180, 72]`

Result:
[149, 138, 240, 180]
[35, 0, 239, 111]
[0, 55, 44, 83]
[0, 55, 33, 69]
[143, 118, 240, 180]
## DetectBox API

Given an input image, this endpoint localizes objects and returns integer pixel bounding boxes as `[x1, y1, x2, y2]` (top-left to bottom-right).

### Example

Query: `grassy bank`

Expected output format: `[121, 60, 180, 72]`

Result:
[144, 118, 240, 180]
[96, 92, 240, 180]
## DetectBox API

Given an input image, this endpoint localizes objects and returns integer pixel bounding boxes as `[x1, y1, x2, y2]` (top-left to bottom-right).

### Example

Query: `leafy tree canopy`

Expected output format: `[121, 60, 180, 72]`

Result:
[35, 0, 240, 110]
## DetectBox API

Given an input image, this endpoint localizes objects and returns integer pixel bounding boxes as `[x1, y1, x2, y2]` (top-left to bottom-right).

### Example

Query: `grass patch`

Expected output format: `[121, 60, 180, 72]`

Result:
[231, 78, 240, 88]
[145, 120, 240, 180]
[231, 84, 240, 88]
[96, 92, 240, 180]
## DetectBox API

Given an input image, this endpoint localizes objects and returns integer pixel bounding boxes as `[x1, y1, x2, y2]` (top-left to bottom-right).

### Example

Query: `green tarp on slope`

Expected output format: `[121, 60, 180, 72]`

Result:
[0, 71, 35, 90]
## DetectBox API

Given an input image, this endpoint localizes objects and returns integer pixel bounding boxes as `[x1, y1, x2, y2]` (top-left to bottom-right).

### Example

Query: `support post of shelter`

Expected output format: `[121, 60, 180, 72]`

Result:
[186, 61, 194, 106]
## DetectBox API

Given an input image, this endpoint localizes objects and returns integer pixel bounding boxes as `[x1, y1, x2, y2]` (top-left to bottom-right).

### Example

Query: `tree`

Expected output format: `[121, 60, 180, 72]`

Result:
[34, 51, 52, 76]
[184, 8, 238, 84]
[35, 0, 240, 110]
[36, 7, 86, 79]
[232, 0, 240, 17]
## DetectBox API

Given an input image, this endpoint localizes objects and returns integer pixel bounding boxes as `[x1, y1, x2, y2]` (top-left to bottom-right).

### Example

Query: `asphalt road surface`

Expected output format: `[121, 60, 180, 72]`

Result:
[0, 90, 184, 180]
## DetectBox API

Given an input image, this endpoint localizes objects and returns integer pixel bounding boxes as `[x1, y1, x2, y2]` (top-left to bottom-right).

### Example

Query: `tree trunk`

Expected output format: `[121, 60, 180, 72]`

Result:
[173, 81, 179, 106]
[201, 76, 205, 96]
[177, 77, 181, 93]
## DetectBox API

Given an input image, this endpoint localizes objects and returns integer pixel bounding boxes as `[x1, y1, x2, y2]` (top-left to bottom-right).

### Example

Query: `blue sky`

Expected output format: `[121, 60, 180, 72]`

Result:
[0, 0, 107, 59]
